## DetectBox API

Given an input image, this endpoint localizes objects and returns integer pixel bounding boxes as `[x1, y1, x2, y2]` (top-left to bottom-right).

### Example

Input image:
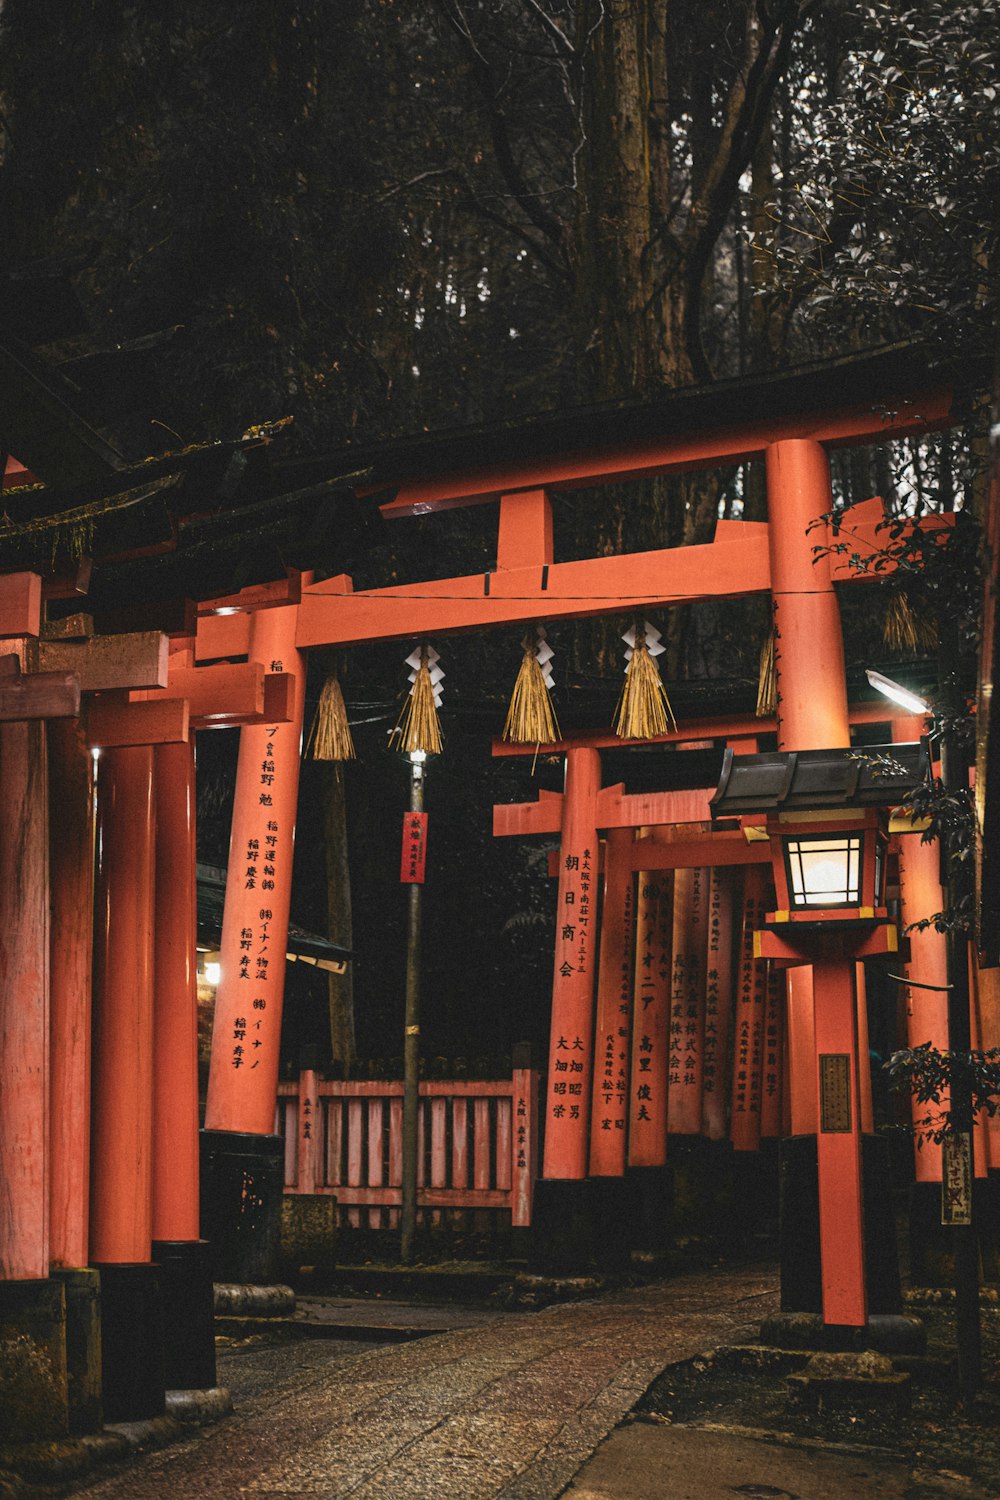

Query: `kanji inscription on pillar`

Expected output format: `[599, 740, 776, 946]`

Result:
[629, 866, 671, 1166]
[590, 829, 635, 1175]
[205, 598, 307, 1139]
[730, 867, 769, 1151]
[543, 748, 600, 1179]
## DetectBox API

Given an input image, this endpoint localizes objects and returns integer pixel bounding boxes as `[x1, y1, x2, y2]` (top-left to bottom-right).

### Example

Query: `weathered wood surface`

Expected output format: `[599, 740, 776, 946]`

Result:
[0, 572, 41, 637]
[0, 718, 51, 1278]
[40, 630, 169, 691]
[0, 664, 80, 721]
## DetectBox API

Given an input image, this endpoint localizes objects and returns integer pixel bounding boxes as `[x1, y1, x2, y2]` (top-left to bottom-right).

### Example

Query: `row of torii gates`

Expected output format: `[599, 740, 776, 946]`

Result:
[1, 364, 993, 1429]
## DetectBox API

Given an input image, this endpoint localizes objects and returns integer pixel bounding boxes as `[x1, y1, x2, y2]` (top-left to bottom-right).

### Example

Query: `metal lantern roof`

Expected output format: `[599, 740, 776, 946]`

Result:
[709, 741, 931, 819]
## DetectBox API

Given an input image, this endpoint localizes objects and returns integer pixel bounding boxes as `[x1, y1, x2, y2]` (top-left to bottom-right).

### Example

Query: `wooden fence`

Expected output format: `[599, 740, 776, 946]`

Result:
[278, 1062, 540, 1228]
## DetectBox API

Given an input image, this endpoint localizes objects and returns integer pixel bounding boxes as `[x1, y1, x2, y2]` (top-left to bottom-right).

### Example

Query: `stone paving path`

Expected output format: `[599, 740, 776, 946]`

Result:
[72, 1267, 779, 1500]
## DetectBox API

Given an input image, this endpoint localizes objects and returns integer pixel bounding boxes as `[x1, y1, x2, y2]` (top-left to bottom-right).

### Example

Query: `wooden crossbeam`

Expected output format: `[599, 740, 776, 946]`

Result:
[378, 387, 955, 517]
[0, 573, 42, 638]
[85, 695, 189, 748]
[492, 700, 903, 758]
[295, 531, 770, 648]
[196, 572, 303, 617]
[0, 654, 79, 721]
[493, 783, 717, 838]
[38, 631, 169, 692]
[129, 660, 296, 729]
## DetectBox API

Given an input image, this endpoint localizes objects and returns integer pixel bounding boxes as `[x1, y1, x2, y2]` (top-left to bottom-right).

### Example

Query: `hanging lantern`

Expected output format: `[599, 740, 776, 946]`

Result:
[389, 644, 443, 756]
[613, 618, 676, 739]
[306, 672, 356, 761]
[502, 625, 560, 745]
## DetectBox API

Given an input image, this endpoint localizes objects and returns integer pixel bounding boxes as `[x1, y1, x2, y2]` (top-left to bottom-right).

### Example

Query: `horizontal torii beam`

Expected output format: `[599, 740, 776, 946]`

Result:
[543, 831, 773, 876]
[491, 699, 904, 758]
[377, 386, 955, 517]
[86, 695, 190, 748]
[0, 654, 79, 721]
[194, 496, 949, 658]
[0, 573, 42, 638]
[129, 661, 296, 730]
[493, 783, 718, 838]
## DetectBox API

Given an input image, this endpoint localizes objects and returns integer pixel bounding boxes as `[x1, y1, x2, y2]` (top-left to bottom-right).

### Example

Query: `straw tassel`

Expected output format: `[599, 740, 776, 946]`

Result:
[883, 590, 936, 653]
[613, 619, 676, 739]
[390, 644, 443, 756]
[502, 626, 560, 745]
[756, 627, 777, 718]
[306, 672, 356, 761]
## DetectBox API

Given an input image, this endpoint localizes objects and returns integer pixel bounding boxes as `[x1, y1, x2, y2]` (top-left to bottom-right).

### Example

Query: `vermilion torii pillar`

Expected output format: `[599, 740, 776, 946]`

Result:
[0, 612, 80, 1441]
[765, 437, 867, 1329]
[589, 827, 636, 1177]
[702, 867, 736, 1140]
[544, 747, 601, 1181]
[202, 599, 307, 1284]
[152, 736, 216, 1392]
[89, 744, 162, 1420]
[668, 866, 709, 1135]
[628, 857, 671, 1169]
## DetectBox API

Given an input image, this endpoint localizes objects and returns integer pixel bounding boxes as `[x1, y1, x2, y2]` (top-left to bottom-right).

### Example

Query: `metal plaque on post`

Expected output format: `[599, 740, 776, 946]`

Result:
[819, 1053, 852, 1133]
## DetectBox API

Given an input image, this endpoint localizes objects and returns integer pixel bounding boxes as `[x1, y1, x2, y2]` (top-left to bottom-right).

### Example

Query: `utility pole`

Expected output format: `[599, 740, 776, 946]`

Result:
[400, 753, 425, 1264]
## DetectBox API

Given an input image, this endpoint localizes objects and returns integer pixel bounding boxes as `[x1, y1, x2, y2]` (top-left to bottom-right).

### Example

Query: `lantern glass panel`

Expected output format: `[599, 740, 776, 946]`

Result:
[785, 834, 862, 907]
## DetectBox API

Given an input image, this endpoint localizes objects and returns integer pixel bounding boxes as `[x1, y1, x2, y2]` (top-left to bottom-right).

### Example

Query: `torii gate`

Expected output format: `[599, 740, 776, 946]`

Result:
[190, 379, 962, 1320]
[0, 568, 303, 1424]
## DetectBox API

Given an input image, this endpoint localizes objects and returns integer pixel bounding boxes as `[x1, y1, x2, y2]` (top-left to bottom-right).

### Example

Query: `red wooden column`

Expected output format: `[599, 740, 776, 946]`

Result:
[767, 437, 865, 1328]
[542, 747, 601, 1180]
[813, 957, 867, 1325]
[786, 967, 817, 1134]
[589, 828, 636, 1176]
[152, 737, 216, 1391]
[0, 718, 50, 1281]
[201, 603, 306, 1284]
[766, 439, 850, 753]
[761, 965, 786, 1140]
[668, 866, 708, 1134]
[628, 859, 672, 1167]
[730, 867, 769, 1152]
[702, 867, 736, 1139]
[89, 745, 165, 1417]
[897, 831, 949, 1180]
[205, 602, 306, 1136]
[48, 721, 94, 1272]
[153, 741, 200, 1244]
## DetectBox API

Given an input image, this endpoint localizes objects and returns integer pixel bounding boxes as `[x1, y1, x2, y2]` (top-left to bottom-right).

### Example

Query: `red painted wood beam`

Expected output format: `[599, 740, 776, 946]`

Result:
[48, 720, 95, 1269]
[0, 572, 41, 637]
[629, 833, 773, 870]
[295, 530, 771, 648]
[378, 386, 955, 517]
[491, 701, 902, 757]
[196, 572, 303, 617]
[86, 695, 190, 748]
[0, 717, 50, 1278]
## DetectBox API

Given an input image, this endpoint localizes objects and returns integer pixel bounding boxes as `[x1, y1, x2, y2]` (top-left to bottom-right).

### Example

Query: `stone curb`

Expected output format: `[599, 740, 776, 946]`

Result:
[0, 1387, 232, 1492]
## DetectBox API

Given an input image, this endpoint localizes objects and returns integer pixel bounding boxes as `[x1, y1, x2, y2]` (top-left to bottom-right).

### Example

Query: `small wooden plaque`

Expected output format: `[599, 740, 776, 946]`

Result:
[819, 1053, 852, 1133]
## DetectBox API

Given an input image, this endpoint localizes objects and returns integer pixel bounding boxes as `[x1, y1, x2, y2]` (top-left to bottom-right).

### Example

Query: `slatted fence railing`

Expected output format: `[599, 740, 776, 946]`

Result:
[278, 1062, 540, 1228]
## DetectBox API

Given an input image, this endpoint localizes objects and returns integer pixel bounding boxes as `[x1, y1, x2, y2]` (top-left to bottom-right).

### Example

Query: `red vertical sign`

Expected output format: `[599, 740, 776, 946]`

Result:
[400, 811, 428, 883]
